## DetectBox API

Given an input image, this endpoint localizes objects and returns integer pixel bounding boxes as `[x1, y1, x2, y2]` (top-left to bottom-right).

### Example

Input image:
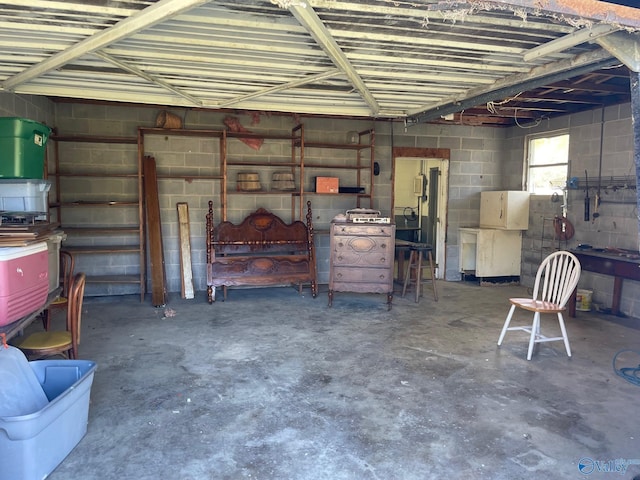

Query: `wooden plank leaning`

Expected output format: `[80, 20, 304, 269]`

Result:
[143, 155, 167, 307]
[177, 202, 194, 299]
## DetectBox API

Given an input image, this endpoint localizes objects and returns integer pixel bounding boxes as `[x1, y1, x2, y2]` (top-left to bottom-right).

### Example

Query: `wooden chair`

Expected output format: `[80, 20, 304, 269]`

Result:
[42, 250, 74, 331]
[497, 251, 581, 360]
[17, 272, 86, 360]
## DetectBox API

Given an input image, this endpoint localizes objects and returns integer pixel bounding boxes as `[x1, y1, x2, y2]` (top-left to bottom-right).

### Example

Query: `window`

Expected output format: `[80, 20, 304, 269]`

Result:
[525, 131, 569, 194]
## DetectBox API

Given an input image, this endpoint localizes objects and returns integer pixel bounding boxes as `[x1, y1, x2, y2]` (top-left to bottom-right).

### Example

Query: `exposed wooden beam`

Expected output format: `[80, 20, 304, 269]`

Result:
[538, 78, 630, 94]
[521, 93, 630, 107]
[407, 48, 617, 124]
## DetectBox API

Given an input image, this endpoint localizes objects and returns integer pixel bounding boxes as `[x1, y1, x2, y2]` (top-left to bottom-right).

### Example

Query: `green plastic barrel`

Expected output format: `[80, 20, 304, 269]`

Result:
[0, 117, 51, 179]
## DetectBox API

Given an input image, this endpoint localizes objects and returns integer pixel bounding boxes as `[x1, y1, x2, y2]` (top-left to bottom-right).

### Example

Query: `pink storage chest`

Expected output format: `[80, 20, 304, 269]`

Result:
[0, 242, 48, 327]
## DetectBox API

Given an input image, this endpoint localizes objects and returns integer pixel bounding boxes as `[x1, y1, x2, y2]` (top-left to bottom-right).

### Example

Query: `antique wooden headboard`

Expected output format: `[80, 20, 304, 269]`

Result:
[205, 201, 317, 302]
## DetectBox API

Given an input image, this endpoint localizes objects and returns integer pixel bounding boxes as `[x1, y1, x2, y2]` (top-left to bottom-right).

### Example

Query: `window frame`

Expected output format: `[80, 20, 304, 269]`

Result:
[524, 129, 570, 195]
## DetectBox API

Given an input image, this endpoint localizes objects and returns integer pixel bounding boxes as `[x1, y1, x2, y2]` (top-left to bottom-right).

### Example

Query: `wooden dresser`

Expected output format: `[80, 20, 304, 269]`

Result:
[328, 221, 396, 309]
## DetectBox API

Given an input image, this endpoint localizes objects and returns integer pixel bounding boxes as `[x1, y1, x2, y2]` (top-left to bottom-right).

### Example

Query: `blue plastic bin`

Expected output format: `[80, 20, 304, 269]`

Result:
[0, 347, 97, 480]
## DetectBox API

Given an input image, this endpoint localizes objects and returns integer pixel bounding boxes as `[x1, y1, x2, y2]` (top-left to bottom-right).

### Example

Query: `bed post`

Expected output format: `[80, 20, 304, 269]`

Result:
[306, 201, 318, 297]
[206, 200, 215, 303]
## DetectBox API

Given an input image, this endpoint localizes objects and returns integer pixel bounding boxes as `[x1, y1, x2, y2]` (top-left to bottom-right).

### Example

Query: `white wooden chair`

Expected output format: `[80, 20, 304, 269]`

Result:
[497, 251, 581, 360]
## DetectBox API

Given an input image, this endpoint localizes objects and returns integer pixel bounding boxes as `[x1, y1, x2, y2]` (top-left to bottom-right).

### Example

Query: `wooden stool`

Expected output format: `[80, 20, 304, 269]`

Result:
[402, 245, 438, 303]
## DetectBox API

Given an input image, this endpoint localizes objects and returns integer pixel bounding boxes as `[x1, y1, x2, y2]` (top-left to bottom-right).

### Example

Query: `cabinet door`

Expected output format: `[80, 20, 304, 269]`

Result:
[459, 228, 479, 272]
[475, 229, 522, 277]
[480, 191, 529, 230]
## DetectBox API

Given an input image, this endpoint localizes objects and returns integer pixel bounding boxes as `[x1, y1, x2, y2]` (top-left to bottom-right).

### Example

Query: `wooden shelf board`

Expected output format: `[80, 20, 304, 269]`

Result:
[303, 142, 370, 150]
[85, 274, 142, 284]
[139, 127, 224, 138]
[51, 172, 138, 178]
[156, 174, 223, 180]
[52, 135, 137, 144]
[57, 201, 139, 207]
[292, 192, 371, 197]
[62, 245, 141, 254]
[228, 190, 298, 195]
[227, 131, 293, 141]
[227, 161, 298, 167]
[303, 163, 370, 169]
[61, 226, 140, 235]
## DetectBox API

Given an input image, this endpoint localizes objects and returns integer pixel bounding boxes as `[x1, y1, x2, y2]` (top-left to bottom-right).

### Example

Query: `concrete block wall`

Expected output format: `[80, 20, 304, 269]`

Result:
[47, 101, 509, 295]
[507, 103, 640, 318]
[0, 92, 53, 126]
[144, 133, 222, 295]
[51, 103, 156, 296]
[378, 121, 508, 280]
[7, 92, 637, 318]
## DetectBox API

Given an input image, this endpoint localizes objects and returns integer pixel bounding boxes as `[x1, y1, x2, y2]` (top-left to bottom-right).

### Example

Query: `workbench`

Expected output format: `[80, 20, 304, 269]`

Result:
[570, 249, 640, 317]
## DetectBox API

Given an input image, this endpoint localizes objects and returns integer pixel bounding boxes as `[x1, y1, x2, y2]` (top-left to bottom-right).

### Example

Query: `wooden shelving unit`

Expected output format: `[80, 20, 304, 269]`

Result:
[49, 124, 376, 300]
[48, 133, 145, 300]
[293, 127, 375, 223]
[224, 125, 302, 222]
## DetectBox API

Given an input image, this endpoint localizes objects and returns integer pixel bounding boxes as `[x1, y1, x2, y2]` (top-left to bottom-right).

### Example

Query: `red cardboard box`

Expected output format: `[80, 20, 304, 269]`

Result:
[316, 177, 339, 193]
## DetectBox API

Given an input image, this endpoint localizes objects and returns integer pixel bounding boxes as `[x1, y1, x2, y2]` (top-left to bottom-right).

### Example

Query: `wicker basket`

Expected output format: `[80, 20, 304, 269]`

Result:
[155, 110, 182, 129]
[271, 172, 295, 191]
[237, 172, 261, 191]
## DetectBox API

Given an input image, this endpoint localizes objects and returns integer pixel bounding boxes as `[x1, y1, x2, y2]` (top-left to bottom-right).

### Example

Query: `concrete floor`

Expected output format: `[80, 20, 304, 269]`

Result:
[36, 280, 640, 480]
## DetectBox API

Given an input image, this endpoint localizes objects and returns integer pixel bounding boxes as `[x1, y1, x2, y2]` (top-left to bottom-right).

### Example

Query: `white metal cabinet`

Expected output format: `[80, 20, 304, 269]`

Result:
[480, 191, 530, 230]
[459, 227, 522, 277]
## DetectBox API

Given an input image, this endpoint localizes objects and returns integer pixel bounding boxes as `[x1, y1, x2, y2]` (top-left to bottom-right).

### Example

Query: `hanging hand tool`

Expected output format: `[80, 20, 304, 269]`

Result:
[592, 106, 604, 221]
[592, 193, 600, 220]
[584, 169, 590, 221]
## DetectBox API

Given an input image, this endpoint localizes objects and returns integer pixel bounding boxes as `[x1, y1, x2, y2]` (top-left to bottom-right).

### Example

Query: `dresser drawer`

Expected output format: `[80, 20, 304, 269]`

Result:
[332, 236, 393, 267]
[331, 281, 392, 294]
[332, 223, 394, 237]
[332, 266, 393, 285]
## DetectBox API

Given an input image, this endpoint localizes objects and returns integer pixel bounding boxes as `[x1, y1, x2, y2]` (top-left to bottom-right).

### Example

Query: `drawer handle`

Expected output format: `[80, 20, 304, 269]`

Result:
[379, 274, 385, 279]
[337, 273, 342, 278]
[338, 256, 343, 261]
[381, 243, 386, 248]
[380, 257, 385, 263]
[338, 242, 343, 248]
